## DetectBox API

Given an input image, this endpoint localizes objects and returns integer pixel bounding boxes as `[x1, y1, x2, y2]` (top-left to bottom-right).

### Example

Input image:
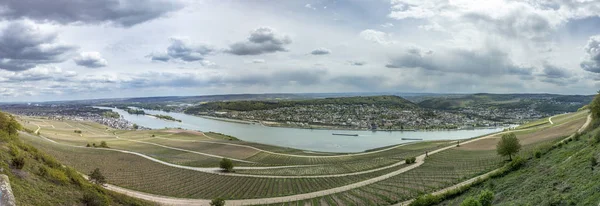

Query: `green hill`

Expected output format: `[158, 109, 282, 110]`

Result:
[0, 111, 151, 206]
[418, 93, 594, 113]
[185, 95, 418, 113]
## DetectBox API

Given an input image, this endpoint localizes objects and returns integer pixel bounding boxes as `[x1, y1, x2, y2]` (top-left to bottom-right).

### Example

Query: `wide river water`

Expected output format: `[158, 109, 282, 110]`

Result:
[96, 106, 503, 153]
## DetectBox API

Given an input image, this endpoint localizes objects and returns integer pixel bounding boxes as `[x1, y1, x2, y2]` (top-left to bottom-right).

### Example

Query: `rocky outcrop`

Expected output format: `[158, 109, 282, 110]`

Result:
[0, 174, 16, 206]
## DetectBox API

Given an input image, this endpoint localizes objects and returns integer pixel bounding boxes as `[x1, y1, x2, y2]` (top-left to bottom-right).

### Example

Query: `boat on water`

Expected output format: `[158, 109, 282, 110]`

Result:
[332, 133, 359, 136]
[401, 138, 423, 140]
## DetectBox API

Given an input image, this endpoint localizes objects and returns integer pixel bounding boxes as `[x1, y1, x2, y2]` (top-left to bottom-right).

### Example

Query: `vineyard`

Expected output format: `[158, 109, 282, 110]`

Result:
[262, 149, 506, 206]
[21, 133, 415, 199]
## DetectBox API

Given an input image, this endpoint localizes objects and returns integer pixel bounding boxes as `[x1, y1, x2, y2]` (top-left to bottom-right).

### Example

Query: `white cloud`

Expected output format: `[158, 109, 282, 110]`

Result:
[359, 29, 397, 45]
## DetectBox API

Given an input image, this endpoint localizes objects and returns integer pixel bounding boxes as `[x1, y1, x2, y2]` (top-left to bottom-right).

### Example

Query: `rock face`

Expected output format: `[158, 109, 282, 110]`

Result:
[0, 174, 16, 206]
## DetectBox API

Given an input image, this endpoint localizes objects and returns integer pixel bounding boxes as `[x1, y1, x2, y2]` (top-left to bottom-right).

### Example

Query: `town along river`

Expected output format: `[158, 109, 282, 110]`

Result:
[96, 106, 503, 153]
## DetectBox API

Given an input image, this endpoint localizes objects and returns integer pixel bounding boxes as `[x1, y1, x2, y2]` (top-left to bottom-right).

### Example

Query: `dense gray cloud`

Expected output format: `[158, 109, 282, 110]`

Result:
[581, 35, 600, 73]
[539, 63, 575, 86]
[73, 52, 108, 68]
[311, 48, 331, 55]
[0, 21, 76, 71]
[541, 63, 571, 79]
[0, 0, 183, 27]
[386, 47, 533, 76]
[227, 27, 292, 55]
[148, 37, 214, 62]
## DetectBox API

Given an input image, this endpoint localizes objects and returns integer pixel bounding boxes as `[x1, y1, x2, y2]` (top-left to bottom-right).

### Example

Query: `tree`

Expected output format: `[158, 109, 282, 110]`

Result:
[497, 133, 521, 161]
[89, 168, 106, 185]
[210, 198, 225, 206]
[99, 141, 109, 148]
[219, 158, 234, 172]
[132, 124, 139, 130]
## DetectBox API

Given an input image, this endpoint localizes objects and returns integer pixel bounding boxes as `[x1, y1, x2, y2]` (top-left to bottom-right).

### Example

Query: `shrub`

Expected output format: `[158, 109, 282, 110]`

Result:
[8, 144, 19, 156]
[591, 156, 598, 170]
[86, 143, 91, 147]
[534, 150, 542, 158]
[460, 196, 481, 206]
[573, 132, 581, 141]
[11, 156, 25, 169]
[210, 198, 225, 206]
[409, 194, 441, 206]
[81, 190, 110, 206]
[478, 189, 494, 206]
[220, 158, 234, 172]
[37, 166, 48, 177]
[405, 157, 417, 164]
[594, 132, 600, 144]
[48, 168, 70, 185]
[66, 167, 87, 187]
[508, 156, 526, 171]
[99, 141, 109, 148]
[89, 168, 106, 185]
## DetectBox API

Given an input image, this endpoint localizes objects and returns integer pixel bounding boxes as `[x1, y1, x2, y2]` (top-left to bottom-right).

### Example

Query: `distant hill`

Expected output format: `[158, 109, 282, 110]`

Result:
[418, 93, 594, 113]
[185, 95, 418, 113]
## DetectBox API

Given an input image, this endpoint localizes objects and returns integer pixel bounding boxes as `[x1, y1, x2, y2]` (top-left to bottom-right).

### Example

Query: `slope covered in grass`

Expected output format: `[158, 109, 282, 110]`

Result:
[438, 120, 600, 206]
[0, 111, 152, 206]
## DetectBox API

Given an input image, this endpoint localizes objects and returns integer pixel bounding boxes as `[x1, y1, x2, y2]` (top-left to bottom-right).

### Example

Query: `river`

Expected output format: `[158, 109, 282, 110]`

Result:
[96, 106, 503, 153]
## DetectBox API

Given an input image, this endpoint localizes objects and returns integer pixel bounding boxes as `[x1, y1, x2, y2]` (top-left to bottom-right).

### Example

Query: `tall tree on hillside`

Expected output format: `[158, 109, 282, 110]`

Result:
[497, 133, 521, 161]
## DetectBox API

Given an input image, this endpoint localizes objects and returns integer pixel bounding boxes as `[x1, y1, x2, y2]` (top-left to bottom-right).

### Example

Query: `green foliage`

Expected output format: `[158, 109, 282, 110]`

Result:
[89, 168, 106, 185]
[591, 156, 598, 169]
[132, 124, 139, 130]
[410, 194, 441, 206]
[99, 141, 109, 148]
[102, 111, 120, 119]
[74, 130, 83, 134]
[590, 92, 600, 120]
[534, 150, 541, 158]
[405, 156, 417, 164]
[151, 114, 182, 122]
[593, 132, 600, 144]
[573, 132, 581, 141]
[219, 158, 234, 172]
[9, 144, 20, 156]
[460, 196, 482, 206]
[37, 166, 48, 177]
[81, 189, 110, 206]
[496, 133, 521, 161]
[0, 111, 21, 136]
[47, 167, 70, 185]
[477, 189, 494, 206]
[185, 95, 418, 113]
[210, 198, 225, 206]
[12, 156, 25, 169]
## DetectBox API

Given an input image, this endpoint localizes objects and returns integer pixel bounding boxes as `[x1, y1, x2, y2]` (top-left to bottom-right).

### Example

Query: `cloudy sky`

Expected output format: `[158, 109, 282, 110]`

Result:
[1, 0, 600, 101]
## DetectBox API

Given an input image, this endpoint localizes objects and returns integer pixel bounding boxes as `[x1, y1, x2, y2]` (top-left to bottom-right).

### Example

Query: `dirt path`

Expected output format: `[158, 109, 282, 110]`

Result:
[549, 116, 554, 125]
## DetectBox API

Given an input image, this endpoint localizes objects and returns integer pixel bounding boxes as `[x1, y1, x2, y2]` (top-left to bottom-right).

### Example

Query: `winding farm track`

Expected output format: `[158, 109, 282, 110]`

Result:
[21, 113, 589, 206]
